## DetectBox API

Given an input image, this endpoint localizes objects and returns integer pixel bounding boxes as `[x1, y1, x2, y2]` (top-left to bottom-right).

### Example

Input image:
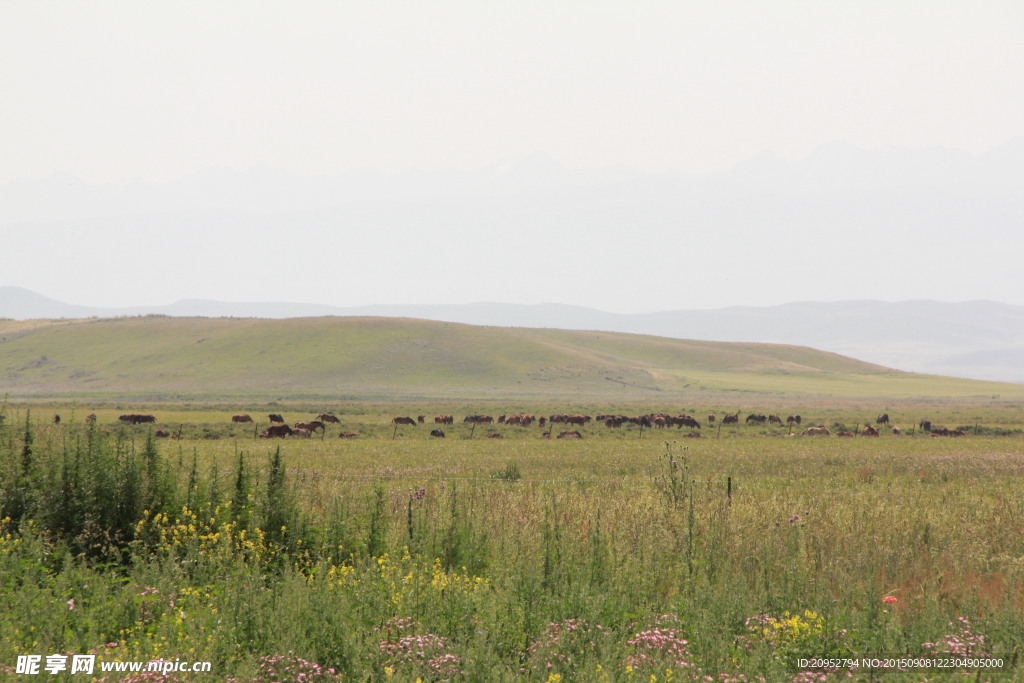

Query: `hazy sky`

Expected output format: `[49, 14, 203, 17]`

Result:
[3, 1, 1022, 182]
[2, 2, 1023, 311]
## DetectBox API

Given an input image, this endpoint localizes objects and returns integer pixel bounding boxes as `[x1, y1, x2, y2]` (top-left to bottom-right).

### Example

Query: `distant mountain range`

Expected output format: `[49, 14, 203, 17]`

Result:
[2, 286, 1022, 384]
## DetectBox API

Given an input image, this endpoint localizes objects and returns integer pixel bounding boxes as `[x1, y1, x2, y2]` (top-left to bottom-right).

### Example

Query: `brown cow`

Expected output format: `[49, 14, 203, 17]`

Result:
[339, 432, 359, 439]
[260, 424, 293, 438]
[802, 426, 831, 436]
[862, 425, 880, 437]
[722, 413, 740, 424]
[317, 414, 341, 424]
[392, 416, 417, 426]
[876, 413, 890, 425]
[786, 415, 802, 425]
[434, 415, 454, 425]
[268, 414, 285, 423]
[430, 429, 445, 438]
[231, 414, 253, 423]
[768, 414, 783, 425]
[295, 421, 325, 434]
[291, 428, 312, 439]
[919, 419, 932, 432]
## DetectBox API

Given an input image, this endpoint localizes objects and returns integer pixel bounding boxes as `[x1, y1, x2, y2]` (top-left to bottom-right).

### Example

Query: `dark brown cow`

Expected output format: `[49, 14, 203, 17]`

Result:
[317, 414, 341, 424]
[786, 415, 802, 425]
[430, 429, 445, 438]
[722, 413, 740, 424]
[919, 419, 932, 432]
[260, 424, 293, 438]
[53, 414, 61, 424]
[417, 415, 425, 423]
[119, 414, 156, 425]
[746, 413, 767, 424]
[768, 414, 783, 425]
[392, 416, 417, 426]
[295, 421, 325, 434]
[876, 413, 890, 425]
[268, 414, 285, 423]
[231, 414, 253, 423]
[154, 429, 170, 438]
[434, 415, 454, 425]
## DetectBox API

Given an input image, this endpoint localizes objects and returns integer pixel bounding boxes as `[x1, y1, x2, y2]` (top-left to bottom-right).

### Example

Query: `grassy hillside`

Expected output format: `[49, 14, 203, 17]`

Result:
[1, 315, 1021, 401]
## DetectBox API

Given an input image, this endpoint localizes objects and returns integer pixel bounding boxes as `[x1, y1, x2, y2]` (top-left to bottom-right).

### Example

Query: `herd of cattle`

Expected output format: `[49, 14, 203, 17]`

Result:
[46, 411, 971, 440]
[203, 410, 965, 439]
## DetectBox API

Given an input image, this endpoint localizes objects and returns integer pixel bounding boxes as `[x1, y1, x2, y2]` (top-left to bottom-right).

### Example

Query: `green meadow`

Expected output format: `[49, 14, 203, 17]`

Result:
[2, 316, 1023, 680]
[1, 404, 1023, 681]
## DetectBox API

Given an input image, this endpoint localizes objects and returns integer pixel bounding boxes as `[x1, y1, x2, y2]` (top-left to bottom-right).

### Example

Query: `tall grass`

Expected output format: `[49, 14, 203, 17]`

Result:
[0, 411, 1022, 680]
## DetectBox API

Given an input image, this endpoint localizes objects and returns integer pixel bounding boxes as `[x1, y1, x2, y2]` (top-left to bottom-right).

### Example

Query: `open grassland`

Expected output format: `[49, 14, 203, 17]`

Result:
[3, 315, 1023, 401]
[2, 404, 1024, 681]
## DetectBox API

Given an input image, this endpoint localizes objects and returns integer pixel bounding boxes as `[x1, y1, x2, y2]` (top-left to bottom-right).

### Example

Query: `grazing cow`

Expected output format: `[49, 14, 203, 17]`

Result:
[485, 432, 503, 439]
[892, 426, 901, 436]
[802, 426, 831, 436]
[930, 428, 967, 437]
[768, 414, 783, 425]
[291, 428, 312, 439]
[260, 424, 293, 438]
[295, 421, 325, 434]
[53, 414, 61, 424]
[434, 415, 454, 425]
[786, 415, 802, 426]
[919, 419, 932, 432]
[538, 417, 547, 427]
[231, 414, 253, 423]
[268, 414, 285, 423]
[317, 414, 341, 424]
[707, 414, 716, 423]
[154, 429, 170, 438]
[417, 415, 425, 424]
[463, 415, 494, 424]
[429, 429, 445, 438]
[392, 416, 417, 426]
[119, 414, 156, 425]
[722, 413, 740, 425]
[675, 415, 701, 429]
[862, 425, 880, 437]
[876, 413, 890, 425]
[557, 430, 582, 439]
[746, 413, 767, 424]
[339, 432, 358, 439]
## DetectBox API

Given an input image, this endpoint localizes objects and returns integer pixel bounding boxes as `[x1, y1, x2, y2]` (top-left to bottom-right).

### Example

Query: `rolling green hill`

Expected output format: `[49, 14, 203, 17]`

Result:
[1, 316, 1021, 401]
